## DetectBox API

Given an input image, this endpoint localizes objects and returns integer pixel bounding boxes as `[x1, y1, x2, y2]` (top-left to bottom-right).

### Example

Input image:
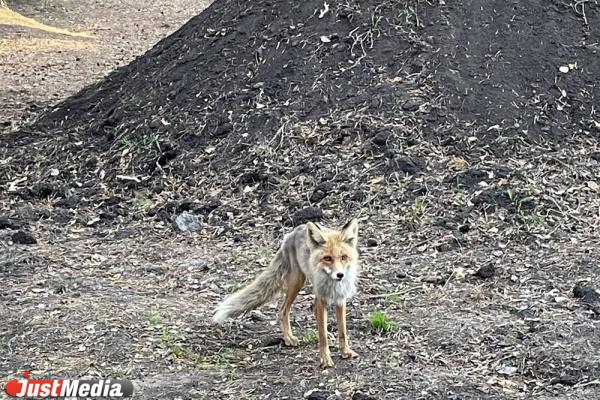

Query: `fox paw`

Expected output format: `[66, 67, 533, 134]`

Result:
[340, 347, 359, 359]
[283, 334, 299, 347]
[319, 352, 334, 368]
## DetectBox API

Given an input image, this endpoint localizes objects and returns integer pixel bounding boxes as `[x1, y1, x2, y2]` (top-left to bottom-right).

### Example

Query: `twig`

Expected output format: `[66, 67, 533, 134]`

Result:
[574, 0, 589, 25]
[366, 286, 421, 299]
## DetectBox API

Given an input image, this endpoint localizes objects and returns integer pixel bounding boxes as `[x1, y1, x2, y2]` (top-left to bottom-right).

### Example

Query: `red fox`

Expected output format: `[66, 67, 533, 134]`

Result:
[212, 219, 361, 368]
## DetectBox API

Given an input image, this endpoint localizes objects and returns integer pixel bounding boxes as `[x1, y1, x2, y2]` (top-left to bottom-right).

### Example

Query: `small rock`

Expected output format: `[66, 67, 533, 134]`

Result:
[554, 296, 569, 303]
[366, 238, 378, 247]
[475, 264, 495, 279]
[175, 212, 201, 232]
[497, 365, 518, 375]
[12, 231, 37, 245]
[573, 283, 599, 303]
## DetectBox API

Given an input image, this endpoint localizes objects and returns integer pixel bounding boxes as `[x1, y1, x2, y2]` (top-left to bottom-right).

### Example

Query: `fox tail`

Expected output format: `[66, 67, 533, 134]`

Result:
[212, 250, 288, 324]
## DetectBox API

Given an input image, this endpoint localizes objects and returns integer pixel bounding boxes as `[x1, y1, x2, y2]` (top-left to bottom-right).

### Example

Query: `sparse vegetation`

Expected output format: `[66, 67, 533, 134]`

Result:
[169, 345, 185, 358]
[385, 294, 402, 304]
[410, 196, 428, 221]
[147, 311, 161, 325]
[302, 330, 318, 345]
[231, 280, 248, 292]
[158, 327, 185, 345]
[370, 311, 395, 334]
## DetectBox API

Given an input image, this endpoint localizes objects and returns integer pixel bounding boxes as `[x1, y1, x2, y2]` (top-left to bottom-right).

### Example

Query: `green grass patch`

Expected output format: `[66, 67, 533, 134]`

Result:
[302, 330, 317, 345]
[370, 311, 395, 334]
[147, 311, 161, 325]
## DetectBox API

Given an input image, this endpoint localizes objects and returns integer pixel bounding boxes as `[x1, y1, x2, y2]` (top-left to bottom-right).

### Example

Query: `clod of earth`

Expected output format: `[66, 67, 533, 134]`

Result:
[475, 264, 496, 279]
[387, 156, 426, 175]
[366, 238, 378, 247]
[291, 207, 323, 226]
[573, 283, 600, 303]
[305, 390, 331, 400]
[352, 393, 378, 400]
[54, 196, 80, 209]
[11, 230, 37, 245]
[0, 217, 21, 230]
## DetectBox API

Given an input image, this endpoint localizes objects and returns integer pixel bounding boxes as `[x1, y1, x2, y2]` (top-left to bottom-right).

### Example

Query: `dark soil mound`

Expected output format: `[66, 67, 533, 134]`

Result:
[424, 0, 600, 143]
[1, 0, 599, 236]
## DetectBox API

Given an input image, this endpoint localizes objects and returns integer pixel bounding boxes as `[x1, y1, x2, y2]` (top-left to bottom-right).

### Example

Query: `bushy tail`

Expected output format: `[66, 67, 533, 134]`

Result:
[212, 250, 288, 324]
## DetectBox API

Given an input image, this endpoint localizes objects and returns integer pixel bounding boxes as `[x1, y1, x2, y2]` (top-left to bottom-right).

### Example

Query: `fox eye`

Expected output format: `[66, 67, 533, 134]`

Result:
[323, 256, 332, 262]
[341, 255, 348, 262]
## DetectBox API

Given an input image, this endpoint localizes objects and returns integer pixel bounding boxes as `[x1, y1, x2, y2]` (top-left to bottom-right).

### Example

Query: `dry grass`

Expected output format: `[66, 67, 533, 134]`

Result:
[0, 5, 93, 38]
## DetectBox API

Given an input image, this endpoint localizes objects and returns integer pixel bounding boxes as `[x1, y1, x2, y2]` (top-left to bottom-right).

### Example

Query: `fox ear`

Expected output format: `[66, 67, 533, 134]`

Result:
[306, 222, 326, 248]
[341, 218, 358, 247]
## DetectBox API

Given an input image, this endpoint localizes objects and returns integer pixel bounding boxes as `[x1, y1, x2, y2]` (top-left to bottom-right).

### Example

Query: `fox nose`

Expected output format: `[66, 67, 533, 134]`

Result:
[336, 272, 344, 279]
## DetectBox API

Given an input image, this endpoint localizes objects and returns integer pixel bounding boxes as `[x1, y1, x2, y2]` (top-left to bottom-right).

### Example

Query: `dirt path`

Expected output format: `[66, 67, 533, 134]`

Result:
[0, 0, 213, 129]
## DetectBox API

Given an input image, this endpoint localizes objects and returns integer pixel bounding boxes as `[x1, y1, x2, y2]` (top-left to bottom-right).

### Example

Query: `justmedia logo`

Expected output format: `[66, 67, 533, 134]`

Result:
[4, 371, 134, 398]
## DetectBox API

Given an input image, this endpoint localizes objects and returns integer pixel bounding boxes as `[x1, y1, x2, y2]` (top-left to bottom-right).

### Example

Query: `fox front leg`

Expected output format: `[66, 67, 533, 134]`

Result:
[336, 302, 358, 359]
[314, 297, 334, 368]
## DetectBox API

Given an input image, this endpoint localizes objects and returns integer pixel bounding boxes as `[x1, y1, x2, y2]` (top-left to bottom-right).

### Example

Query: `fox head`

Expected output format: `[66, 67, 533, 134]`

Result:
[306, 219, 359, 281]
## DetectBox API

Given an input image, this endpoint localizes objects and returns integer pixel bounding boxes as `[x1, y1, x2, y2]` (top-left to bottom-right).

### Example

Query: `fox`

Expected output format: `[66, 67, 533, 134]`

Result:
[212, 219, 361, 368]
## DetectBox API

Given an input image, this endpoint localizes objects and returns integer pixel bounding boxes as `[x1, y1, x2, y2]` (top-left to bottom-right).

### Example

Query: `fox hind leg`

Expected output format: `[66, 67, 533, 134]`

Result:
[279, 270, 305, 346]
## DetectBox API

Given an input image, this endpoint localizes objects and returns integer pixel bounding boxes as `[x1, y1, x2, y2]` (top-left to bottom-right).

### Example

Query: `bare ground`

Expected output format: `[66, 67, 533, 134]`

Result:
[2, 219, 600, 399]
[0, 0, 211, 128]
[1, 1, 600, 400]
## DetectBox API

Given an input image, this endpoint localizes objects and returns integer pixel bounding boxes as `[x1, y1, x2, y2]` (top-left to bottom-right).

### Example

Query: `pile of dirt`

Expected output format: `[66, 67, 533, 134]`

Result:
[1, 0, 599, 238]
[424, 0, 600, 144]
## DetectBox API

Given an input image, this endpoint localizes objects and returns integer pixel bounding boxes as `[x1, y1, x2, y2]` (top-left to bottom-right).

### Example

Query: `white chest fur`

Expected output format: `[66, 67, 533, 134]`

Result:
[313, 266, 358, 305]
